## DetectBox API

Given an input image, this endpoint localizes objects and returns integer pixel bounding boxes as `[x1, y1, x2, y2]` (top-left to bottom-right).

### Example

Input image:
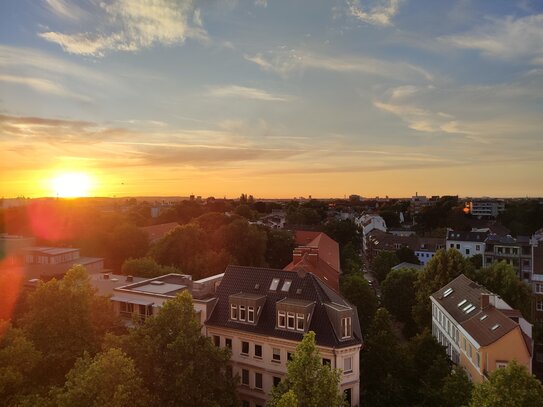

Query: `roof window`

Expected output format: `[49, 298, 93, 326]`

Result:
[443, 288, 454, 297]
[458, 299, 467, 307]
[491, 324, 501, 331]
[281, 280, 292, 292]
[465, 305, 476, 314]
[462, 303, 472, 311]
[480, 315, 488, 321]
[269, 278, 280, 291]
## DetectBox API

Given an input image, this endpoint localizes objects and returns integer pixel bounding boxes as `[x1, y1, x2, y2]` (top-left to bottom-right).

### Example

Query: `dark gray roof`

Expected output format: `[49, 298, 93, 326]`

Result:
[206, 265, 362, 348]
[485, 234, 531, 246]
[446, 230, 488, 242]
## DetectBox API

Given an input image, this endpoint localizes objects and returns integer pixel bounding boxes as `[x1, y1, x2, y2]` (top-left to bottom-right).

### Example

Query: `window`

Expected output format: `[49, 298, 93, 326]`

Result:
[254, 344, 262, 358]
[241, 341, 249, 355]
[255, 372, 263, 389]
[450, 243, 454, 248]
[281, 279, 292, 292]
[213, 335, 220, 347]
[242, 369, 249, 385]
[341, 317, 352, 339]
[225, 338, 232, 349]
[535, 284, 543, 294]
[248, 306, 255, 323]
[296, 313, 305, 331]
[496, 361, 508, 369]
[465, 248, 470, 255]
[537, 300, 543, 312]
[287, 352, 293, 361]
[287, 312, 295, 329]
[344, 356, 353, 373]
[272, 348, 281, 362]
[277, 311, 286, 328]
[476, 245, 481, 251]
[273, 376, 281, 387]
[270, 278, 280, 291]
[323, 358, 331, 366]
[476, 352, 481, 368]
[456, 244, 460, 249]
[344, 388, 352, 406]
[230, 304, 238, 320]
[239, 305, 246, 321]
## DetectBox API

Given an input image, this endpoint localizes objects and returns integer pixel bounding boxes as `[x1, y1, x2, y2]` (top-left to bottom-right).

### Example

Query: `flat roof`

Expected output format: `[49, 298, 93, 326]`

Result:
[130, 282, 187, 295]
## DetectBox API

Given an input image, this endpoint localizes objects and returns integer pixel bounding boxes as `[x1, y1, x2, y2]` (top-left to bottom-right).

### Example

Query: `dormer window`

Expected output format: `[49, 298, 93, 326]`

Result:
[239, 305, 246, 321]
[231, 304, 238, 320]
[229, 292, 266, 325]
[278, 311, 286, 328]
[248, 306, 255, 323]
[341, 317, 352, 339]
[275, 298, 315, 333]
[287, 312, 295, 329]
[281, 280, 292, 292]
[296, 313, 305, 331]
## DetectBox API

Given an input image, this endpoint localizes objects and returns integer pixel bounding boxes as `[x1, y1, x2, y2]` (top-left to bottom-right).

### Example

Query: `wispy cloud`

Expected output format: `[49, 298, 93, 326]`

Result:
[347, 0, 402, 27]
[44, 0, 86, 21]
[255, 0, 267, 8]
[443, 14, 543, 65]
[0, 75, 91, 102]
[39, 0, 208, 57]
[244, 48, 433, 81]
[207, 85, 290, 101]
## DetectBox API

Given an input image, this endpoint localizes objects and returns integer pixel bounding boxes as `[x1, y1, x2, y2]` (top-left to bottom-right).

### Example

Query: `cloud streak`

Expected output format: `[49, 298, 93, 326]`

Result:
[39, 0, 208, 57]
[0, 75, 91, 102]
[207, 85, 290, 101]
[443, 13, 543, 65]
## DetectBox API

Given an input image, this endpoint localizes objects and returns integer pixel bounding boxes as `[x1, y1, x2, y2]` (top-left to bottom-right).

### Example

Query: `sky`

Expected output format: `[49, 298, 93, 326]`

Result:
[1, 0, 542, 199]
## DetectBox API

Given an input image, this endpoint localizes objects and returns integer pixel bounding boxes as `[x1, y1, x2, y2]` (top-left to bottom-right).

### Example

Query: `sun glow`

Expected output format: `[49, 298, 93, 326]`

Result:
[50, 172, 94, 198]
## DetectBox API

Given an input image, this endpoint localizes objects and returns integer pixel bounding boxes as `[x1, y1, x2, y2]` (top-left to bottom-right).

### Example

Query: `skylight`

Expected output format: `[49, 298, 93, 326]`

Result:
[480, 315, 488, 321]
[269, 278, 280, 291]
[465, 305, 476, 314]
[443, 288, 454, 297]
[458, 299, 467, 307]
[491, 324, 501, 331]
[281, 280, 292, 292]
[462, 303, 472, 311]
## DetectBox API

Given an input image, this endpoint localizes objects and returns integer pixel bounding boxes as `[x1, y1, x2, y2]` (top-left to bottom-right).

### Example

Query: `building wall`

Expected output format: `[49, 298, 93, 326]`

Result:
[445, 240, 485, 258]
[415, 250, 436, 265]
[483, 328, 532, 375]
[206, 326, 361, 407]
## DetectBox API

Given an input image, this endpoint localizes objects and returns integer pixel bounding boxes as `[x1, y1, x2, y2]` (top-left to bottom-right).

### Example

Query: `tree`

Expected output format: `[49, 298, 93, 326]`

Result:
[475, 261, 532, 318]
[268, 331, 345, 407]
[324, 219, 361, 250]
[441, 366, 473, 407]
[339, 274, 378, 333]
[266, 229, 295, 269]
[19, 266, 117, 385]
[371, 251, 400, 282]
[413, 249, 474, 329]
[395, 246, 419, 265]
[0, 322, 42, 405]
[381, 268, 418, 336]
[470, 361, 543, 407]
[121, 257, 180, 278]
[53, 348, 152, 407]
[150, 223, 207, 270]
[360, 308, 407, 407]
[275, 390, 299, 407]
[105, 224, 149, 271]
[220, 218, 267, 266]
[123, 291, 238, 407]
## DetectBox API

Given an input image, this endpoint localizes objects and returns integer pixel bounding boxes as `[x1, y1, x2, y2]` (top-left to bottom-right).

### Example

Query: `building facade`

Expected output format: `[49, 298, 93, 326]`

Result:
[483, 234, 532, 281]
[466, 199, 505, 219]
[446, 230, 488, 259]
[430, 274, 532, 383]
[205, 265, 363, 407]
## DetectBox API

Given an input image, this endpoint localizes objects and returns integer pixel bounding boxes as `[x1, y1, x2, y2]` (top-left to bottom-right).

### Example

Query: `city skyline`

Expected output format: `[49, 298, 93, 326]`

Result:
[1, 0, 543, 198]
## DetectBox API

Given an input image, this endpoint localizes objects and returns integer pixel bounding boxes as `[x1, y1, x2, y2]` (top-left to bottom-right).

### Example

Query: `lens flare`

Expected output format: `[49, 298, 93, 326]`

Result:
[50, 172, 94, 198]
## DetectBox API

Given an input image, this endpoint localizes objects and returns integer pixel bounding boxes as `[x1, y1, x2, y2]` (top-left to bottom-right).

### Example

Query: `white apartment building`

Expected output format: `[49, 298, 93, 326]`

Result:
[446, 230, 488, 258]
[205, 265, 362, 407]
[466, 200, 505, 219]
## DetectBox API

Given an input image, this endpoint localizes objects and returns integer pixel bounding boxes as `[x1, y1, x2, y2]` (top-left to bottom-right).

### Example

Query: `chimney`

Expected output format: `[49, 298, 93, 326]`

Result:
[126, 275, 133, 282]
[481, 293, 490, 310]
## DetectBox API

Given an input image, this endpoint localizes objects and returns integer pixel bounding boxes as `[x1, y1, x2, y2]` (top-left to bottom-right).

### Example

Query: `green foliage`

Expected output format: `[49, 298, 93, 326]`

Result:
[0, 322, 43, 405]
[474, 261, 532, 318]
[415, 196, 468, 233]
[395, 246, 419, 265]
[121, 257, 180, 278]
[381, 268, 418, 336]
[468, 254, 483, 270]
[413, 249, 475, 330]
[340, 274, 378, 333]
[275, 390, 299, 407]
[53, 348, 152, 407]
[267, 331, 345, 407]
[324, 219, 361, 249]
[122, 291, 238, 407]
[19, 265, 115, 385]
[221, 218, 267, 266]
[441, 366, 473, 407]
[234, 204, 256, 220]
[470, 361, 543, 407]
[266, 229, 296, 269]
[499, 199, 543, 236]
[105, 223, 149, 271]
[360, 308, 407, 407]
[340, 242, 362, 274]
[371, 251, 400, 282]
[286, 200, 326, 225]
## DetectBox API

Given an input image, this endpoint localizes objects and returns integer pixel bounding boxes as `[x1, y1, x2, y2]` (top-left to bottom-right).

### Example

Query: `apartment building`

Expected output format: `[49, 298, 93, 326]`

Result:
[205, 265, 362, 407]
[483, 234, 532, 281]
[430, 274, 532, 383]
[466, 199, 505, 219]
[446, 230, 488, 258]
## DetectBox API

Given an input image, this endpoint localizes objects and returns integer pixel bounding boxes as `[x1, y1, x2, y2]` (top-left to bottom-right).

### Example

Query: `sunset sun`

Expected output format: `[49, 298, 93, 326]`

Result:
[50, 172, 94, 198]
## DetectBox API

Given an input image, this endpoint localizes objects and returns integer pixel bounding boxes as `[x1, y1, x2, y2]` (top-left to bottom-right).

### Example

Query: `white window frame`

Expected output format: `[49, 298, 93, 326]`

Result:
[272, 348, 281, 362]
[287, 312, 295, 329]
[277, 311, 286, 328]
[239, 305, 246, 321]
[343, 356, 353, 373]
[248, 306, 255, 323]
[296, 313, 305, 331]
[230, 304, 238, 320]
[341, 317, 352, 339]
[536, 300, 543, 312]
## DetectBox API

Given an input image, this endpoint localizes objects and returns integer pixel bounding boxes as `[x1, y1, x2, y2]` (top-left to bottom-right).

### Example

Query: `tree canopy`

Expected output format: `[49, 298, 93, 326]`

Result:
[381, 268, 418, 336]
[268, 331, 345, 407]
[371, 251, 400, 282]
[470, 361, 543, 407]
[339, 274, 378, 333]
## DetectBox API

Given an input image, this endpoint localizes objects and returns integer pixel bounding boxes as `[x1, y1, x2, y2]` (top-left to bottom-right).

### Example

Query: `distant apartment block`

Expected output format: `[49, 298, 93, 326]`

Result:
[446, 230, 488, 258]
[205, 265, 362, 407]
[431, 274, 532, 383]
[466, 199, 505, 219]
[483, 234, 532, 281]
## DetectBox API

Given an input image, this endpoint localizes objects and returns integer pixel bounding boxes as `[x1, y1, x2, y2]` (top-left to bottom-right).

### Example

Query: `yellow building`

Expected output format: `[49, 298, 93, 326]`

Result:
[431, 274, 532, 382]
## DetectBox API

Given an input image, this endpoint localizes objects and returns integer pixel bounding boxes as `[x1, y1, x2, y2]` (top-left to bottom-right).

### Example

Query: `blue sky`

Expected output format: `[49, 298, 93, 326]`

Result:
[1, 0, 542, 198]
